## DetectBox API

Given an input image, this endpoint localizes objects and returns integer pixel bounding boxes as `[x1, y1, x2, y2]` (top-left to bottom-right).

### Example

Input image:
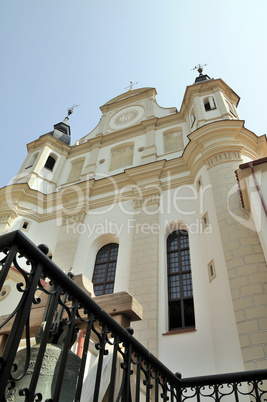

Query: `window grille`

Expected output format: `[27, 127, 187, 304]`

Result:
[92, 243, 118, 296]
[167, 230, 195, 330]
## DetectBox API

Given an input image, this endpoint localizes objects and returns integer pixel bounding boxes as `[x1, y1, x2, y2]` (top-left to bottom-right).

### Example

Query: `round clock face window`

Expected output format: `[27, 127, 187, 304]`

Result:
[109, 106, 144, 130]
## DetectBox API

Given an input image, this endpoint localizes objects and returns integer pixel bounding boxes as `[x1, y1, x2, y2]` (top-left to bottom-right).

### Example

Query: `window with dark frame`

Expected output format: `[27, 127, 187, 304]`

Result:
[44, 155, 56, 171]
[167, 230, 195, 331]
[92, 243, 118, 296]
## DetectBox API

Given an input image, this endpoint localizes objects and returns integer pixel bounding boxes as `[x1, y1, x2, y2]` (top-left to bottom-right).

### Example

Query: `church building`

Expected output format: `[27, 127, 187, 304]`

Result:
[1, 69, 267, 378]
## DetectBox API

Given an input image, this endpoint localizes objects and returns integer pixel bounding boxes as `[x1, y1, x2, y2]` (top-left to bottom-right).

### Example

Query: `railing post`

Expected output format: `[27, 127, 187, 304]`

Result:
[74, 314, 94, 402]
[108, 334, 120, 402]
[0, 261, 43, 401]
[93, 323, 109, 402]
[0, 244, 18, 289]
[25, 284, 62, 401]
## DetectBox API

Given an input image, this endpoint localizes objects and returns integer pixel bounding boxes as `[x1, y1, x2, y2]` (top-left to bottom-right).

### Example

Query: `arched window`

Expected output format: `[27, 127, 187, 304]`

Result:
[167, 230, 195, 330]
[44, 155, 57, 171]
[92, 243, 118, 296]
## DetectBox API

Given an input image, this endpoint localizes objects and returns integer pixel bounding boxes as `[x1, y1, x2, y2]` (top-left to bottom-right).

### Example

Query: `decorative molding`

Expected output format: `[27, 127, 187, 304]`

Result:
[206, 152, 241, 167]
[102, 124, 145, 146]
[62, 212, 86, 226]
[0, 215, 13, 226]
[109, 106, 144, 130]
[134, 195, 160, 208]
[115, 108, 138, 126]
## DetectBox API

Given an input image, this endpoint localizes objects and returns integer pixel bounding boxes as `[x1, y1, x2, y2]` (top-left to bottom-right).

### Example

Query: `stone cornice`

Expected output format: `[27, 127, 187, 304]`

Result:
[124, 160, 165, 185]
[154, 112, 185, 128]
[97, 123, 146, 146]
[66, 136, 104, 158]
[184, 120, 266, 166]
[27, 134, 71, 154]
[82, 113, 185, 148]
[236, 158, 267, 211]
[140, 117, 158, 131]
[1, 120, 266, 224]
[78, 113, 185, 152]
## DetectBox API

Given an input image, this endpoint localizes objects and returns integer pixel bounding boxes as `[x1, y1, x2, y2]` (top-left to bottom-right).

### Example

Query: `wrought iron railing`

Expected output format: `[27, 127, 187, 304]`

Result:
[0, 230, 266, 401]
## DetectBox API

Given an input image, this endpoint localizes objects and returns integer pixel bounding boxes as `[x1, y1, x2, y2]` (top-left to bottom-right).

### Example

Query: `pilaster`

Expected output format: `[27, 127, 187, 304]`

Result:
[128, 195, 159, 356]
[81, 140, 101, 179]
[141, 120, 157, 163]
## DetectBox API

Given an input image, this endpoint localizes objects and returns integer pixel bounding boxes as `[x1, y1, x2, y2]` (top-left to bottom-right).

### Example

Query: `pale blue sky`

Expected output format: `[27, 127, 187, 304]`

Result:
[0, 0, 266, 187]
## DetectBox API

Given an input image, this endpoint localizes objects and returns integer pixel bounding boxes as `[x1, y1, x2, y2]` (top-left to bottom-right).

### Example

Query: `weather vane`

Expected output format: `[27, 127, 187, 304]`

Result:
[192, 63, 208, 76]
[125, 81, 138, 91]
[66, 104, 79, 118]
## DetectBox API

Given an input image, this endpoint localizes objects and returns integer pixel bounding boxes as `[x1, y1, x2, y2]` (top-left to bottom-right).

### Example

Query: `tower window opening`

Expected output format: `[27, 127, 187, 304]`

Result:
[190, 112, 196, 128]
[204, 96, 216, 111]
[92, 243, 119, 296]
[44, 155, 56, 171]
[167, 230, 195, 331]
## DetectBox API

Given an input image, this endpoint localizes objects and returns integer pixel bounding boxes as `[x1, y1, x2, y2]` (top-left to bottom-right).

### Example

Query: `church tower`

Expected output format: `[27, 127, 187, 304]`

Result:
[13, 111, 72, 194]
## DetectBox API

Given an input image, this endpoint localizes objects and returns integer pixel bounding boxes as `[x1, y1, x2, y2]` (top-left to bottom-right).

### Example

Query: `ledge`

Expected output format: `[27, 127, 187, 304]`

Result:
[0, 275, 143, 337]
[162, 328, 196, 336]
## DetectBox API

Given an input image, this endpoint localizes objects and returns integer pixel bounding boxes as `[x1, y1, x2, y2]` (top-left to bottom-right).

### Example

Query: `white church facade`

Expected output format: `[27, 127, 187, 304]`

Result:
[1, 71, 267, 378]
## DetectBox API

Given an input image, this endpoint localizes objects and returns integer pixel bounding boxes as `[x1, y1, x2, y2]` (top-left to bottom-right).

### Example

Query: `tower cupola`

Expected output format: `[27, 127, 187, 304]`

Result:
[52, 117, 71, 145]
[193, 64, 213, 83]
[39, 105, 78, 145]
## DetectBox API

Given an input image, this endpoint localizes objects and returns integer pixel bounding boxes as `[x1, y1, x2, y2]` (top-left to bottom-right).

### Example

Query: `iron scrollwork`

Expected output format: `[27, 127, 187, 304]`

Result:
[0, 231, 267, 401]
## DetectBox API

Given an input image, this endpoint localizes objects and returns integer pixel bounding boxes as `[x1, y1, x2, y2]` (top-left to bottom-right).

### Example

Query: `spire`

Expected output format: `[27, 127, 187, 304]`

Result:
[41, 105, 79, 145]
[53, 119, 71, 145]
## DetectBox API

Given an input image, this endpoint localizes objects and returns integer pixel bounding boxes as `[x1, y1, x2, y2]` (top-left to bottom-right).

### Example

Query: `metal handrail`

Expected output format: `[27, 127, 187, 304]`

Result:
[181, 368, 267, 387]
[0, 230, 181, 386]
[0, 230, 267, 401]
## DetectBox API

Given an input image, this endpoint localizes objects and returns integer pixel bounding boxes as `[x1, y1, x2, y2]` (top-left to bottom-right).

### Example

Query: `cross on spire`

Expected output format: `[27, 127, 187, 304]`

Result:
[125, 81, 138, 91]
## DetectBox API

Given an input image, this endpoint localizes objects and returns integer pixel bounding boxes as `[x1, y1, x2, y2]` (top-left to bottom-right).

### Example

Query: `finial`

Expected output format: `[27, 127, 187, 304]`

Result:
[65, 104, 79, 119]
[67, 266, 74, 278]
[192, 63, 208, 76]
[125, 81, 138, 91]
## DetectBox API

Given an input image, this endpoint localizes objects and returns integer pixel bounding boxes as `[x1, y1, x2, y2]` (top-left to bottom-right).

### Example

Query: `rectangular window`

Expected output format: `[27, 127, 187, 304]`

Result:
[167, 230, 195, 331]
[208, 260, 216, 282]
